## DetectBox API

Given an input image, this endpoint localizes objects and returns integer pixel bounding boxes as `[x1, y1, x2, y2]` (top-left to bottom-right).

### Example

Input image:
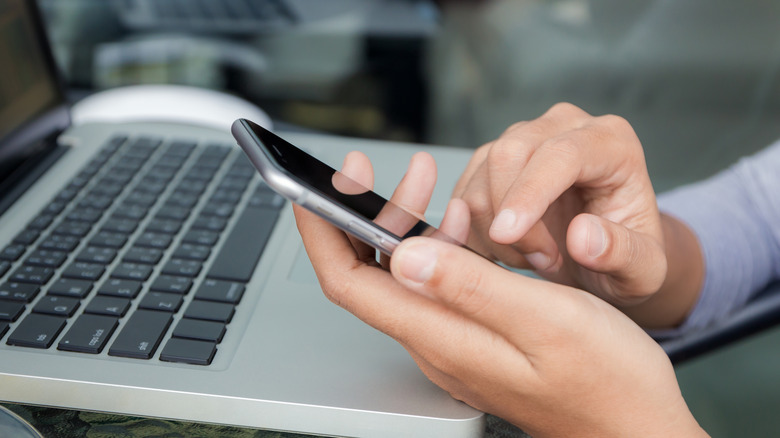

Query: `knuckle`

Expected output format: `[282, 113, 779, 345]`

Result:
[546, 102, 585, 118]
[446, 266, 493, 317]
[461, 186, 493, 218]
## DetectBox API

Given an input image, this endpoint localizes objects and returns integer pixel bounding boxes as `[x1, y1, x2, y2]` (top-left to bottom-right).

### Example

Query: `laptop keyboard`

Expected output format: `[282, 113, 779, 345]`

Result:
[0, 135, 284, 365]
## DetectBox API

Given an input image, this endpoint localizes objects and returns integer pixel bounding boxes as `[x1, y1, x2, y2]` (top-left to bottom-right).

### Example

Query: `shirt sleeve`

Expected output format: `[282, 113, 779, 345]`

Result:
[656, 139, 780, 335]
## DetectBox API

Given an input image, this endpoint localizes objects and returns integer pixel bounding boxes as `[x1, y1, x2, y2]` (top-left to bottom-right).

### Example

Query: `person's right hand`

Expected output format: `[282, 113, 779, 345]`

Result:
[453, 103, 670, 312]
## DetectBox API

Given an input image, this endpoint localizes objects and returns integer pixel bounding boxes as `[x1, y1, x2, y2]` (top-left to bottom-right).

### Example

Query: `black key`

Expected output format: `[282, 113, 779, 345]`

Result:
[199, 202, 234, 218]
[181, 230, 219, 246]
[24, 250, 68, 268]
[48, 278, 93, 298]
[0, 282, 40, 302]
[190, 216, 227, 232]
[84, 295, 130, 317]
[134, 232, 172, 249]
[89, 231, 128, 249]
[27, 214, 55, 230]
[208, 207, 279, 282]
[6, 314, 66, 349]
[0, 300, 25, 321]
[111, 263, 153, 281]
[66, 208, 102, 223]
[101, 218, 138, 234]
[173, 318, 225, 343]
[98, 279, 142, 298]
[123, 247, 163, 264]
[149, 275, 192, 294]
[112, 204, 148, 220]
[0, 322, 8, 339]
[39, 235, 79, 252]
[42, 201, 67, 216]
[76, 247, 117, 265]
[62, 262, 105, 281]
[160, 338, 216, 365]
[13, 229, 40, 245]
[164, 193, 199, 209]
[248, 190, 285, 209]
[156, 206, 190, 221]
[144, 219, 182, 235]
[125, 192, 157, 208]
[184, 300, 234, 323]
[77, 195, 113, 211]
[108, 310, 172, 359]
[138, 292, 183, 313]
[33, 295, 80, 317]
[0, 261, 8, 277]
[194, 279, 245, 304]
[161, 259, 201, 277]
[10, 265, 54, 284]
[89, 183, 123, 197]
[1, 244, 26, 261]
[58, 314, 119, 354]
[52, 221, 91, 238]
[172, 244, 210, 261]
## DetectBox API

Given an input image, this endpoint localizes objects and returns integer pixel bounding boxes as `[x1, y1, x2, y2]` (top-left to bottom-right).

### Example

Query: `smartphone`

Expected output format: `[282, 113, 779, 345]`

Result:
[232, 118, 462, 255]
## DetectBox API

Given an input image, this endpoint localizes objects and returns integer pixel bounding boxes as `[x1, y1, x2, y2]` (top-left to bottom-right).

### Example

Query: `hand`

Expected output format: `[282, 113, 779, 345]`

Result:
[293, 152, 707, 438]
[454, 103, 667, 308]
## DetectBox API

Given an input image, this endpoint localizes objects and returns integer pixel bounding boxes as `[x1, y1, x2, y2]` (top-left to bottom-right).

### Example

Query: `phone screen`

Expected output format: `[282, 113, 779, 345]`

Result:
[238, 119, 447, 246]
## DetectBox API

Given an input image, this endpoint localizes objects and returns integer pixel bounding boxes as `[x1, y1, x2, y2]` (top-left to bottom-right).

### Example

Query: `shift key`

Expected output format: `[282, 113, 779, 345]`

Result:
[108, 310, 172, 359]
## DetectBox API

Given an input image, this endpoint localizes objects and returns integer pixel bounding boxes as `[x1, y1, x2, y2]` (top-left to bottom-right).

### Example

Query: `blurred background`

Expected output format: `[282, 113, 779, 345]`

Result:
[36, 0, 780, 434]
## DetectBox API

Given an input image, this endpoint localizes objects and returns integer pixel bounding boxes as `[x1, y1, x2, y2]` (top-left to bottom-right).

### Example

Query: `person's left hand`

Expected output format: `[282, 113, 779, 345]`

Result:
[292, 151, 706, 437]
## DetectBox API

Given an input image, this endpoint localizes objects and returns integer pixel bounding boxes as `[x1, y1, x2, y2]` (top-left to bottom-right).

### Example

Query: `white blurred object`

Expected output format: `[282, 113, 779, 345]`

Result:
[71, 84, 273, 132]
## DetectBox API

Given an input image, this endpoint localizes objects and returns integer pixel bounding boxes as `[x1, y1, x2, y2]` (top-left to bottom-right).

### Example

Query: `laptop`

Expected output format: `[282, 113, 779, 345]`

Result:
[0, 1, 483, 437]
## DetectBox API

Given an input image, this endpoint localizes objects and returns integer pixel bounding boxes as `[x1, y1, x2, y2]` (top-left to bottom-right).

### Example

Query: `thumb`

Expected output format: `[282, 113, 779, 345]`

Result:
[389, 237, 577, 346]
[567, 213, 667, 303]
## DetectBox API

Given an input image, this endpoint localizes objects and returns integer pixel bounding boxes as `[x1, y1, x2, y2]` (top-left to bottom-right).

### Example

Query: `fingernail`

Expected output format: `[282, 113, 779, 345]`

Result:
[399, 244, 438, 284]
[587, 218, 606, 257]
[491, 209, 517, 235]
[525, 251, 552, 271]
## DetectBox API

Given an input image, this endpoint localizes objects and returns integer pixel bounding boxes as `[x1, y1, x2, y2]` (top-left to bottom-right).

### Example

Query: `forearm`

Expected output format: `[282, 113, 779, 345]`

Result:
[622, 213, 704, 329]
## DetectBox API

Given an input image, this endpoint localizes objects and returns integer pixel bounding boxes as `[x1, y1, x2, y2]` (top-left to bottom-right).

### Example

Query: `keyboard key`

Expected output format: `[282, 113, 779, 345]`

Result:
[52, 221, 91, 238]
[138, 292, 183, 313]
[66, 208, 102, 223]
[112, 204, 148, 220]
[172, 244, 210, 261]
[208, 207, 279, 282]
[58, 314, 119, 354]
[161, 259, 202, 277]
[123, 247, 163, 264]
[0, 244, 26, 261]
[89, 231, 128, 249]
[10, 265, 54, 284]
[84, 296, 130, 317]
[160, 338, 217, 366]
[184, 300, 234, 323]
[150, 275, 192, 294]
[48, 278, 93, 298]
[33, 295, 80, 317]
[101, 217, 139, 234]
[76, 247, 117, 265]
[111, 263, 153, 281]
[156, 206, 190, 221]
[0, 283, 40, 302]
[173, 318, 225, 343]
[134, 232, 172, 249]
[108, 310, 172, 359]
[98, 279, 142, 299]
[181, 230, 219, 246]
[27, 214, 55, 230]
[0, 300, 25, 321]
[13, 229, 40, 245]
[0, 322, 8, 339]
[24, 250, 68, 268]
[39, 235, 79, 252]
[190, 216, 227, 232]
[194, 279, 245, 304]
[6, 313, 66, 349]
[144, 219, 182, 235]
[62, 262, 105, 282]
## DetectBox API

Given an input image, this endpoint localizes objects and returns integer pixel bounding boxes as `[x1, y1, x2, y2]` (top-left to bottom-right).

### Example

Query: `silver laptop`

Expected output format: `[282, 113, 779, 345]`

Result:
[0, 1, 483, 437]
